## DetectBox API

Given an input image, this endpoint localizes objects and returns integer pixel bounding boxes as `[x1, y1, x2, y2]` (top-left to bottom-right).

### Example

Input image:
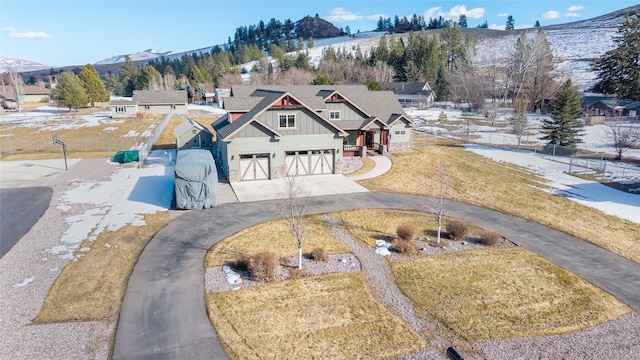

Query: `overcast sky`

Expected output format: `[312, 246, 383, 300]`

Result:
[1, 0, 637, 67]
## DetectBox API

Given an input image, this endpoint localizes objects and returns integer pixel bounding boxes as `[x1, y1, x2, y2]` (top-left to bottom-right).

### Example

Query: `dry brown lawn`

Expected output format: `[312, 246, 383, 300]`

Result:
[206, 272, 426, 359]
[344, 157, 376, 177]
[333, 208, 483, 247]
[34, 212, 169, 323]
[358, 145, 640, 263]
[205, 215, 351, 267]
[393, 247, 631, 340]
[0, 107, 166, 158]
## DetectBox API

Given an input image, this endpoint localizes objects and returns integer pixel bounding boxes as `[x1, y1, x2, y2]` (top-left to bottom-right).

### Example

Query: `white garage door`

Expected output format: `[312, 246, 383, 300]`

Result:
[286, 150, 334, 176]
[239, 154, 270, 181]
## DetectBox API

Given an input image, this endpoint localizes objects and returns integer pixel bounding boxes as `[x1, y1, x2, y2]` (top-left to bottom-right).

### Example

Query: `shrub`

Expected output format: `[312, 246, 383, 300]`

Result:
[391, 239, 420, 255]
[446, 220, 469, 241]
[479, 230, 501, 246]
[310, 247, 329, 262]
[288, 266, 307, 279]
[234, 254, 251, 271]
[396, 223, 417, 241]
[248, 251, 281, 282]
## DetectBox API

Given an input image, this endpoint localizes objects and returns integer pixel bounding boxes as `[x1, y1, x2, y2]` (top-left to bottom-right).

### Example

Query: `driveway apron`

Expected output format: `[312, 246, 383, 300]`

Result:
[113, 192, 640, 359]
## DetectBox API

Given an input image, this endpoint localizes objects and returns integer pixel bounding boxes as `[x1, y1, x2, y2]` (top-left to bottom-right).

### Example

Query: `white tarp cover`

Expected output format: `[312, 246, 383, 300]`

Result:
[174, 149, 218, 209]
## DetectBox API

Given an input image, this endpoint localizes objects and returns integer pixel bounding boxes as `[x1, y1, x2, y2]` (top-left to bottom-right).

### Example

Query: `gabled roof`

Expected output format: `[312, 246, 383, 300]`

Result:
[110, 99, 136, 106]
[0, 92, 16, 100]
[22, 85, 51, 95]
[217, 88, 348, 141]
[132, 90, 187, 105]
[382, 82, 431, 95]
[387, 114, 415, 127]
[173, 118, 213, 137]
[229, 85, 408, 125]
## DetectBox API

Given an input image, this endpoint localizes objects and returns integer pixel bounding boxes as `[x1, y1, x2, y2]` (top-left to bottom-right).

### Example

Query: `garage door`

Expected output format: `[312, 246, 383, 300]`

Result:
[239, 154, 270, 181]
[285, 150, 334, 176]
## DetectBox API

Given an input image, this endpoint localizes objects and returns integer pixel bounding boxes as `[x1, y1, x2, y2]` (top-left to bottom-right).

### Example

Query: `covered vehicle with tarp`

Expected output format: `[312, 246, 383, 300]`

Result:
[174, 149, 217, 209]
[113, 150, 139, 163]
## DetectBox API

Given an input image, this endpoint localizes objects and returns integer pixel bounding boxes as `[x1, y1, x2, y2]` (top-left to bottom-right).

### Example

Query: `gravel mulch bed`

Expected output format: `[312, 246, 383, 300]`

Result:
[0, 158, 117, 359]
[205, 253, 360, 293]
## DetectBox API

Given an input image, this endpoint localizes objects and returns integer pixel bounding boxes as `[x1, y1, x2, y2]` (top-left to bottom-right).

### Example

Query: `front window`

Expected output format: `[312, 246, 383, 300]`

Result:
[115, 106, 126, 113]
[329, 110, 340, 120]
[279, 113, 296, 129]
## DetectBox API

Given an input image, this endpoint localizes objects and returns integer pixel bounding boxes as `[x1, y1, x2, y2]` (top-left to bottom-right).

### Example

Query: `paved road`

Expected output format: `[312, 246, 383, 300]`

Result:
[0, 187, 53, 258]
[113, 192, 640, 360]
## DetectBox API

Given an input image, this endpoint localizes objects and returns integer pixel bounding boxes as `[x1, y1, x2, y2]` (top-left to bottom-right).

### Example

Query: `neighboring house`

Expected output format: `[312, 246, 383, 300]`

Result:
[133, 90, 188, 116]
[582, 97, 640, 117]
[382, 82, 436, 108]
[215, 88, 231, 107]
[22, 85, 51, 103]
[212, 85, 413, 182]
[109, 90, 188, 118]
[174, 118, 215, 150]
[110, 99, 138, 118]
[0, 91, 17, 111]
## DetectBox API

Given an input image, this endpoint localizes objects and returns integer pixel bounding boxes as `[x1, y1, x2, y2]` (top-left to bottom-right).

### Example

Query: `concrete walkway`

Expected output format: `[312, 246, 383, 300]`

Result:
[349, 155, 392, 181]
[113, 192, 640, 360]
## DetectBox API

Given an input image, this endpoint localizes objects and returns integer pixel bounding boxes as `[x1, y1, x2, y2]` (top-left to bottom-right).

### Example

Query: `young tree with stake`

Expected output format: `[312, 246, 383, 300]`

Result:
[278, 176, 309, 269]
[425, 159, 453, 244]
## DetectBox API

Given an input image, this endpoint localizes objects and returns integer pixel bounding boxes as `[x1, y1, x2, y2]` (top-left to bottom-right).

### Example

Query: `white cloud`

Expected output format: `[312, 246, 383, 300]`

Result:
[566, 12, 581, 17]
[3, 27, 51, 39]
[424, 5, 485, 21]
[542, 10, 560, 20]
[326, 8, 363, 22]
[367, 13, 388, 21]
[567, 5, 584, 12]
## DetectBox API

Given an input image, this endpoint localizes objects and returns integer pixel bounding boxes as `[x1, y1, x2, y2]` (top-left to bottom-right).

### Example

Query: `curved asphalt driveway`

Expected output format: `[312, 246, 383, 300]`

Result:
[113, 192, 640, 360]
[0, 187, 53, 258]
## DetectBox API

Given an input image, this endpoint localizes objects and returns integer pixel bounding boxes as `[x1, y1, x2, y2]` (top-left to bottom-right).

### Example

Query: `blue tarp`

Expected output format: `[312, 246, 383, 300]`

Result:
[113, 150, 139, 163]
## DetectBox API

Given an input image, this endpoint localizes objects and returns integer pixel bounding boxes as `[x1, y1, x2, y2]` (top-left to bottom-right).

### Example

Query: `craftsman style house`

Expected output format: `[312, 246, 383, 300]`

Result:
[213, 85, 413, 182]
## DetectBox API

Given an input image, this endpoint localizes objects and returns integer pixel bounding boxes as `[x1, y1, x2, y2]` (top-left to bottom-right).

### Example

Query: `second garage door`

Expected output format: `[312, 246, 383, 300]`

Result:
[285, 150, 334, 176]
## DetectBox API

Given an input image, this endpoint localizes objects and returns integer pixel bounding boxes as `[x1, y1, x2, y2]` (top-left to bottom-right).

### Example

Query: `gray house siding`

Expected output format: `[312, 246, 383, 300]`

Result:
[256, 108, 336, 136]
[389, 122, 412, 152]
[323, 102, 367, 121]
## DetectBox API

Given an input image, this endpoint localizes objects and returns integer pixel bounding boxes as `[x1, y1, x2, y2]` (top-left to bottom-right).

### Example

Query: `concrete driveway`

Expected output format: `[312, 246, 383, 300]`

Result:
[230, 174, 368, 202]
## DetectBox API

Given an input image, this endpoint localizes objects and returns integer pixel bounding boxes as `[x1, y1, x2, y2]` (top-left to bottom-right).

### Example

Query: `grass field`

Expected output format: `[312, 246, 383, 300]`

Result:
[344, 157, 376, 177]
[393, 247, 631, 340]
[205, 215, 351, 267]
[331, 208, 484, 247]
[207, 272, 426, 359]
[34, 212, 169, 323]
[357, 145, 640, 263]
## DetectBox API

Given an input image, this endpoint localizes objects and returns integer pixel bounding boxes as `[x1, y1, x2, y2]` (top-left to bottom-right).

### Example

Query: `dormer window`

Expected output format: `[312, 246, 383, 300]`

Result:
[329, 110, 340, 120]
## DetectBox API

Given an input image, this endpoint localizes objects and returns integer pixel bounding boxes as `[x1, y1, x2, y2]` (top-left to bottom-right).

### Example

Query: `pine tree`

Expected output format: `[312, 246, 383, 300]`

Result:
[457, 14, 468, 28]
[592, 11, 640, 101]
[53, 71, 88, 111]
[79, 64, 109, 106]
[506, 15, 515, 30]
[541, 80, 583, 149]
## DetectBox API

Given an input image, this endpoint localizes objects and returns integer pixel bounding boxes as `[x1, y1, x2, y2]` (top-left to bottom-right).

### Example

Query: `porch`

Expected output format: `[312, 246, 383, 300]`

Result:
[343, 129, 388, 157]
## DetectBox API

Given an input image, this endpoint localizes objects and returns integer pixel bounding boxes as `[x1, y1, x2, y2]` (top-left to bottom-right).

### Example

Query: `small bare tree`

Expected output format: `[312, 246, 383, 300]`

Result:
[508, 98, 529, 150]
[604, 119, 640, 160]
[425, 159, 453, 244]
[8, 66, 24, 112]
[277, 176, 310, 269]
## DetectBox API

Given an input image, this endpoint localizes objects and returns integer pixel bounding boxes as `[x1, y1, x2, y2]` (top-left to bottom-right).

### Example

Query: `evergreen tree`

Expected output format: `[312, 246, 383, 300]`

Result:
[506, 15, 515, 30]
[541, 80, 583, 148]
[457, 14, 468, 28]
[103, 72, 119, 94]
[79, 64, 109, 106]
[476, 20, 488, 29]
[534, 20, 541, 27]
[119, 55, 138, 80]
[403, 60, 420, 82]
[592, 12, 640, 101]
[307, 37, 314, 48]
[53, 71, 88, 111]
[364, 79, 382, 91]
[435, 63, 449, 99]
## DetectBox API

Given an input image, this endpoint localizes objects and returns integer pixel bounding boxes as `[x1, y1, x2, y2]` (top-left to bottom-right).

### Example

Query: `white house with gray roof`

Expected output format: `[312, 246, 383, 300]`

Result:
[110, 90, 188, 118]
[212, 85, 413, 182]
